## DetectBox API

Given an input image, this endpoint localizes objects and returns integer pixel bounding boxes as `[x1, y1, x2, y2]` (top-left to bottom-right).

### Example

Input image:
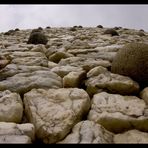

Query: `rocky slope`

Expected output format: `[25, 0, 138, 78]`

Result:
[0, 26, 148, 143]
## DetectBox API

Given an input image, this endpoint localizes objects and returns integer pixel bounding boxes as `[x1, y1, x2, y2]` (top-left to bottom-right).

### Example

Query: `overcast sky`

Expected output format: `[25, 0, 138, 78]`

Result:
[0, 4, 148, 32]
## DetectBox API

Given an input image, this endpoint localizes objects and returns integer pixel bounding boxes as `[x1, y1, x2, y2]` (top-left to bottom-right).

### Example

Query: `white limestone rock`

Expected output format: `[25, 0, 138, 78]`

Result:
[24, 88, 90, 143]
[0, 122, 35, 143]
[88, 92, 148, 133]
[58, 120, 114, 143]
[0, 90, 23, 123]
[114, 130, 148, 143]
[0, 71, 62, 94]
[85, 66, 140, 96]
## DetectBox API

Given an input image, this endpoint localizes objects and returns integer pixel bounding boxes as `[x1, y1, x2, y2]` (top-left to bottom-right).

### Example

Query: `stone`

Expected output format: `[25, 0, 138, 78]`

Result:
[31, 44, 51, 57]
[59, 57, 111, 71]
[24, 88, 90, 143]
[58, 120, 114, 143]
[48, 51, 73, 63]
[77, 52, 116, 62]
[104, 29, 119, 36]
[111, 43, 148, 86]
[10, 51, 48, 67]
[0, 90, 23, 123]
[0, 64, 50, 80]
[88, 92, 148, 133]
[0, 71, 62, 94]
[140, 87, 148, 105]
[51, 65, 83, 78]
[27, 32, 48, 45]
[63, 71, 86, 88]
[85, 66, 140, 96]
[97, 25, 103, 28]
[48, 61, 58, 69]
[114, 130, 148, 143]
[0, 122, 35, 143]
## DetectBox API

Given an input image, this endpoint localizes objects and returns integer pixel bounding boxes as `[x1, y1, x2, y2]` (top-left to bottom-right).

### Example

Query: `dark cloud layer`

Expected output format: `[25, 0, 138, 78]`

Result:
[0, 5, 147, 32]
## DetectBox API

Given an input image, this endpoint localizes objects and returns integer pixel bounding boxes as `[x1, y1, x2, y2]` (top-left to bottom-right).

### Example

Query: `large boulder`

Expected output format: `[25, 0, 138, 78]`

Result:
[0, 71, 62, 94]
[111, 43, 148, 86]
[24, 88, 90, 143]
[0, 64, 50, 80]
[88, 92, 148, 133]
[85, 66, 139, 96]
[10, 51, 48, 67]
[58, 120, 114, 143]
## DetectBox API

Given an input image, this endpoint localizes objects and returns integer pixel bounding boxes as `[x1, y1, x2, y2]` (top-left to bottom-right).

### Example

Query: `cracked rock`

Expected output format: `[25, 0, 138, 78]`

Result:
[24, 88, 90, 143]
[58, 120, 114, 143]
[88, 92, 148, 133]
[0, 90, 23, 123]
[0, 122, 35, 143]
[85, 66, 140, 96]
[0, 71, 62, 94]
[63, 71, 86, 88]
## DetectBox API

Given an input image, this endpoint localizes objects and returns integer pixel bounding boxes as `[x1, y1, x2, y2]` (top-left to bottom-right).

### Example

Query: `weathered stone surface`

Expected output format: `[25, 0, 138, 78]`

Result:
[0, 27, 148, 143]
[48, 51, 74, 63]
[77, 52, 116, 62]
[0, 71, 62, 94]
[59, 57, 111, 71]
[63, 71, 86, 88]
[51, 65, 83, 78]
[140, 87, 148, 105]
[0, 90, 23, 123]
[0, 122, 35, 143]
[24, 88, 90, 143]
[85, 66, 140, 96]
[114, 130, 148, 143]
[31, 44, 51, 57]
[48, 61, 58, 69]
[10, 51, 48, 67]
[58, 120, 114, 143]
[0, 64, 50, 80]
[0, 135, 31, 143]
[88, 92, 148, 133]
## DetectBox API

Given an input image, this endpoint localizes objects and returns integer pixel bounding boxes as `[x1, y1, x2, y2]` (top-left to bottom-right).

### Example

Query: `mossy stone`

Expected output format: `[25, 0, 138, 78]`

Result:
[27, 32, 48, 45]
[111, 43, 148, 86]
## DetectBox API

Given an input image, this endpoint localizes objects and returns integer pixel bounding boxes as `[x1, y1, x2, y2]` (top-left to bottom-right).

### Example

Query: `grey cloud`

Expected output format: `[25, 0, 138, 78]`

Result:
[0, 5, 148, 32]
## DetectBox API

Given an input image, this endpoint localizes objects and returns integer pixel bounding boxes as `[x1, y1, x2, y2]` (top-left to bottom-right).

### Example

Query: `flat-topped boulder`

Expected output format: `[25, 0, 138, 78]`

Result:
[88, 92, 148, 133]
[85, 66, 140, 96]
[59, 57, 111, 71]
[0, 71, 62, 94]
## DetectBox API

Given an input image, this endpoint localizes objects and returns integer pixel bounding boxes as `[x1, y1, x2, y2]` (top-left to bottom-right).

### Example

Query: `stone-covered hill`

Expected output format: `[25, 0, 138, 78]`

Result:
[0, 26, 148, 143]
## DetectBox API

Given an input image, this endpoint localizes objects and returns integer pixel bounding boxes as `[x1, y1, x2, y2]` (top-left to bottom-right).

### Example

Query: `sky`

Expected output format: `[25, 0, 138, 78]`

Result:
[0, 4, 148, 32]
